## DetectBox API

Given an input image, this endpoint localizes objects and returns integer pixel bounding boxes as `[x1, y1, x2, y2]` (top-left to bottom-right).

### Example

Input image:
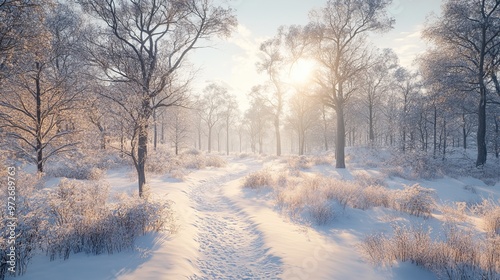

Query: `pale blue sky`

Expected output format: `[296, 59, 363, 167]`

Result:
[190, 0, 442, 108]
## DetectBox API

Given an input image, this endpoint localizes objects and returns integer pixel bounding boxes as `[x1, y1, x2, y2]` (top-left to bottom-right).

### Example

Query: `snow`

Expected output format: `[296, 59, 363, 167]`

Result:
[13, 152, 500, 279]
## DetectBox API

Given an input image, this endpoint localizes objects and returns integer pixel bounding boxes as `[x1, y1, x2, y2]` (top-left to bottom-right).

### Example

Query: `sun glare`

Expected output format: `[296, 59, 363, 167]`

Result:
[288, 59, 316, 85]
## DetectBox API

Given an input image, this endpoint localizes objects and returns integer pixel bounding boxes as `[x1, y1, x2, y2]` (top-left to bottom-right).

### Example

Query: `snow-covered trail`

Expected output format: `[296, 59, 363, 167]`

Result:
[188, 160, 283, 279]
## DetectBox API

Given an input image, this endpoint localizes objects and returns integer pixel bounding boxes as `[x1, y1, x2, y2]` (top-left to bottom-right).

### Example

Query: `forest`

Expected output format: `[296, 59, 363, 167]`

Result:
[1, 0, 500, 279]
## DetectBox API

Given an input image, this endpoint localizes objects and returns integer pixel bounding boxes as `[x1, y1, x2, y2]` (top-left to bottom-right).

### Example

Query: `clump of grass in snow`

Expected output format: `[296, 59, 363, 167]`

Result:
[471, 199, 500, 235]
[243, 169, 274, 189]
[361, 224, 500, 279]
[393, 184, 436, 218]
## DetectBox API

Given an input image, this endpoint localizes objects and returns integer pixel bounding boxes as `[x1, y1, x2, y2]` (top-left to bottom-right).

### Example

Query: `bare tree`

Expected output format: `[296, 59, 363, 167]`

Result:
[0, 0, 47, 80]
[393, 67, 420, 153]
[362, 48, 397, 145]
[256, 31, 286, 156]
[167, 107, 191, 155]
[0, 3, 84, 172]
[308, 0, 394, 168]
[222, 92, 238, 155]
[245, 91, 270, 154]
[78, 0, 236, 197]
[287, 88, 320, 155]
[197, 83, 227, 153]
[423, 0, 500, 166]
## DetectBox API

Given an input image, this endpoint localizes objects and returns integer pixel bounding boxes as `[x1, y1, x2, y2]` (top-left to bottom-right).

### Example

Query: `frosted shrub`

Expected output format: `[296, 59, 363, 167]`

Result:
[307, 200, 334, 225]
[361, 224, 500, 279]
[146, 152, 174, 174]
[184, 148, 201, 155]
[471, 199, 500, 235]
[393, 184, 436, 218]
[45, 164, 105, 181]
[243, 169, 274, 189]
[360, 185, 391, 209]
[204, 155, 227, 168]
[0, 173, 47, 278]
[353, 171, 387, 187]
[360, 233, 391, 265]
[287, 156, 312, 170]
[323, 179, 362, 210]
[47, 179, 175, 261]
[439, 202, 468, 223]
[312, 155, 332, 166]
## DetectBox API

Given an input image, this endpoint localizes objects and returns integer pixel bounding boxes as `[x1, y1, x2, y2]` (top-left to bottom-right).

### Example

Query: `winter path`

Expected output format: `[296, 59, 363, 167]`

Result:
[188, 159, 283, 279]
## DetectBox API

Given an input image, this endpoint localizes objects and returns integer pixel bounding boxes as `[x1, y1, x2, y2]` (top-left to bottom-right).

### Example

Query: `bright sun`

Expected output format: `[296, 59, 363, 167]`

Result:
[288, 59, 316, 85]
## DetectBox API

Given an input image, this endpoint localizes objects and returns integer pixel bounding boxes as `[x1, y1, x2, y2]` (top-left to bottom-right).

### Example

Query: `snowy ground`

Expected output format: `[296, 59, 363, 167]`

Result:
[13, 152, 500, 279]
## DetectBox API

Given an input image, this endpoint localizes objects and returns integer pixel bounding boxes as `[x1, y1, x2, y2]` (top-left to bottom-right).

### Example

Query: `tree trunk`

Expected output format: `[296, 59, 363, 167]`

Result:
[208, 126, 212, 153]
[462, 113, 467, 150]
[137, 122, 148, 198]
[198, 128, 202, 150]
[369, 102, 374, 143]
[35, 63, 43, 173]
[442, 119, 447, 161]
[476, 91, 487, 166]
[275, 117, 281, 156]
[153, 109, 157, 151]
[226, 119, 230, 155]
[335, 105, 346, 168]
[120, 127, 125, 158]
[476, 24, 488, 167]
[433, 106, 437, 158]
[322, 105, 329, 151]
[495, 116, 499, 158]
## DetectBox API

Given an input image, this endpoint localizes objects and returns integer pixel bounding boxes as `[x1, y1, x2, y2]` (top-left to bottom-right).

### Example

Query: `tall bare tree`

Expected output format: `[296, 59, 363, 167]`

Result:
[256, 34, 286, 156]
[362, 48, 397, 145]
[287, 89, 320, 155]
[78, 0, 236, 197]
[197, 83, 227, 153]
[0, 3, 84, 172]
[424, 0, 500, 166]
[308, 0, 394, 168]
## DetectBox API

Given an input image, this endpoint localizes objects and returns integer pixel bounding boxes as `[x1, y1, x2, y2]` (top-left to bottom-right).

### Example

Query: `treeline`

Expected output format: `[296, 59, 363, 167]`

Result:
[1, 0, 499, 197]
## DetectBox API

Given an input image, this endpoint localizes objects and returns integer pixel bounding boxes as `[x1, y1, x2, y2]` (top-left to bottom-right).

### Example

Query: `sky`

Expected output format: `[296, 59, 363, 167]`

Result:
[190, 0, 443, 110]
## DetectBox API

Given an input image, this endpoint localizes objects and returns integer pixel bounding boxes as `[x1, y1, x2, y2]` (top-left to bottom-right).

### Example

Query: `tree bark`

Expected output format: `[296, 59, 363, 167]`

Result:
[462, 113, 467, 150]
[137, 121, 148, 198]
[335, 104, 346, 168]
[153, 109, 157, 151]
[274, 117, 281, 156]
[208, 126, 212, 153]
[476, 26, 488, 167]
[476, 91, 487, 166]
[35, 62, 43, 173]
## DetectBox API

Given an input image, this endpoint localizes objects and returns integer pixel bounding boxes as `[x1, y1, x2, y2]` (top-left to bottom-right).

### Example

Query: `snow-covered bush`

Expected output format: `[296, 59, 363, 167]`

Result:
[439, 202, 468, 223]
[393, 184, 436, 218]
[312, 154, 333, 166]
[0, 173, 47, 278]
[353, 171, 387, 187]
[287, 156, 312, 170]
[323, 179, 363, 210]
[46, 164, 105, 180]
[360, 185, 391, 209]
[145, 150, 227, 175]
[243, 169, 274, 189]
[0, 176, 175, 279]
[204, 155, 227, 168]
[361, 224, 500, 279]
[471, 199, 500, 235]
[307, 200, 334, 225]
[46, 179, 175, 260]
